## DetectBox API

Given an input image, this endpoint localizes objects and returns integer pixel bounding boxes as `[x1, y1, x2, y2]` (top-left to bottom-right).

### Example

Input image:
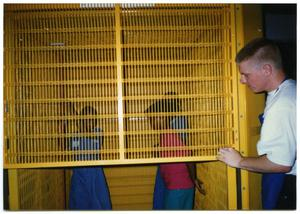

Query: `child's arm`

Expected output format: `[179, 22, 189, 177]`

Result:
[186, 162, 205, 194]
[186, 162, 196, 181]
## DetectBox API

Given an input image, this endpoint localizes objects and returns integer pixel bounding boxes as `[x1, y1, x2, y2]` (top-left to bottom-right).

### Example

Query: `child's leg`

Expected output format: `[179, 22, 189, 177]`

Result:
[182, 188, 195, 209]
[164, 188, 194, 210]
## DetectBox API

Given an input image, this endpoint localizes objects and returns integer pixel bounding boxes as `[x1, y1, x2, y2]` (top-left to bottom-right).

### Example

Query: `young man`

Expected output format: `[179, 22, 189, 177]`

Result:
[217, 38, 296, 209]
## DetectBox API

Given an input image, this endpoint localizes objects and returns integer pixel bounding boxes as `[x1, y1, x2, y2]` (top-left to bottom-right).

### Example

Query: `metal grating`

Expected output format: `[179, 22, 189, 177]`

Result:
[9, 169, 65, 210]
[4, 4, 239, 168]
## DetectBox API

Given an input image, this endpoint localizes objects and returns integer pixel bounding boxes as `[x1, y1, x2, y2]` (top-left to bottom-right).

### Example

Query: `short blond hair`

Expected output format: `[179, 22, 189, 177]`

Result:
[235, 38, 283, 70]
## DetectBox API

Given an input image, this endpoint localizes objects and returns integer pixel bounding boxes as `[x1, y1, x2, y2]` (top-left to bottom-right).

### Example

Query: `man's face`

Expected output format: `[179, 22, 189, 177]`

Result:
[238, 59, 267, 93]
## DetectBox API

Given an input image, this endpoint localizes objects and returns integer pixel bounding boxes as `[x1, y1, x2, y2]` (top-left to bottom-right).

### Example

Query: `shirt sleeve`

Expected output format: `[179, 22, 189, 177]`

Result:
[257, 106, 296, 167]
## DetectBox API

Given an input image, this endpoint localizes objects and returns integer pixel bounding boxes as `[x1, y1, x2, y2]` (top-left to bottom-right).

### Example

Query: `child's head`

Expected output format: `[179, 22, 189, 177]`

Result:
[145, 99, 180, 130]
[164, 91, 182, 111]
[79, 105, 98, 133]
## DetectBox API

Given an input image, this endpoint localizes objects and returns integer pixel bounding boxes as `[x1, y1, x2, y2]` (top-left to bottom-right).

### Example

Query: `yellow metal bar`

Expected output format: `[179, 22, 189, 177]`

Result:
[115, 4, 125, 160]
[227, 167, 237, 209]
[8, 169, 19, 210]
[226, 4, 239, 210]
[5, 156, 218, 169]
[4, 3, 80, 11]
[4, 11, 17, 166]
[231, 3, 240, 152]
[235, 4, 250, 210]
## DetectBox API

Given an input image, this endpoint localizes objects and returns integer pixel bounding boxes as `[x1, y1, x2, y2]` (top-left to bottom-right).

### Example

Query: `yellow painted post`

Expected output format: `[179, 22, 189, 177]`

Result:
[115, 4, 125, 160]
[8, 169, 19, 210]
[235, 5, 250, 209]
[3, 10, 17, 168]
[226, 4, 240, 210]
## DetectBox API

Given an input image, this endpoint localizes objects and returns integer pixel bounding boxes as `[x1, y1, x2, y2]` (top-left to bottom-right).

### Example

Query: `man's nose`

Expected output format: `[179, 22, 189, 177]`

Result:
[240, 76, 247, 84]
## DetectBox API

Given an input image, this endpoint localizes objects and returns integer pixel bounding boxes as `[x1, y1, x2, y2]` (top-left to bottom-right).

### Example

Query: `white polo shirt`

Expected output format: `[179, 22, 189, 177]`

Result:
[257, 79, 296, 175]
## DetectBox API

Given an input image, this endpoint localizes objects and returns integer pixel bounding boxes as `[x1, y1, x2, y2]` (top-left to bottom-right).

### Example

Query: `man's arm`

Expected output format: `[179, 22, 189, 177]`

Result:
[217, 147, 291, 173]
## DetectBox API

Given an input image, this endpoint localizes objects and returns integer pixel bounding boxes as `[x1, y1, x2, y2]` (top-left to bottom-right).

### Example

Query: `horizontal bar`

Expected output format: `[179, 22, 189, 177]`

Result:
[4, 156, 220, 169]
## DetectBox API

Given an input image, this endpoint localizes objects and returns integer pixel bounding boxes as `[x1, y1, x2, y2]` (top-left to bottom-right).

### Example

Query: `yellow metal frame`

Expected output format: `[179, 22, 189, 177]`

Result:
[2, 3, 260, 211]
[4, 4, 240, 172]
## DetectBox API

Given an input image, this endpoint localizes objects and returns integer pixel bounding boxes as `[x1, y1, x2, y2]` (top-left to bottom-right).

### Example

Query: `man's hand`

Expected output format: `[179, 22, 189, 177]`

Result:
[217, 148, 243, 168]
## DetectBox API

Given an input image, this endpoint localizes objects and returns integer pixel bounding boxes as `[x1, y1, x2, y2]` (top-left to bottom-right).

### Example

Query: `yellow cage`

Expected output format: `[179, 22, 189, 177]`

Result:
[3, 3, 264, 210]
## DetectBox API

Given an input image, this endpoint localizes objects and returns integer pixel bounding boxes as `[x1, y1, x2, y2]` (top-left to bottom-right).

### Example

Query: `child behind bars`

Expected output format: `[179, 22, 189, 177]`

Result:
[69, 106, 111, 210]
[145, 99, 196, 210]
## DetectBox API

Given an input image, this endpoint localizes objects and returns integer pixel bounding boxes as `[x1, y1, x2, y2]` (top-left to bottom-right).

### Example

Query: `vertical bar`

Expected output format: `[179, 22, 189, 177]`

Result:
[234, 4, 257, 210]
[115, 4, 124, 160]
[227, 4, 239, 210]
[8, 169, 20, 210]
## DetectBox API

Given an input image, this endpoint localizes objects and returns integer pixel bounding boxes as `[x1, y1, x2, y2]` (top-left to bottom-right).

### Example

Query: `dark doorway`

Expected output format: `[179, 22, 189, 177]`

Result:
[263, 4, 297, 80]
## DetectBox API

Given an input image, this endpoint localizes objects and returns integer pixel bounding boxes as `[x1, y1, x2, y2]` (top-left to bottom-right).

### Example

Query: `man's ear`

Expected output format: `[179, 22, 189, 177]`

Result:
[262, 63, 273, 76]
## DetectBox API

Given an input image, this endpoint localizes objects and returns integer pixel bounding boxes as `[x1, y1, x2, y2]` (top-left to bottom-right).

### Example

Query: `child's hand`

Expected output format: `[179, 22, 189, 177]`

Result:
[194, 178, 206, 195]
